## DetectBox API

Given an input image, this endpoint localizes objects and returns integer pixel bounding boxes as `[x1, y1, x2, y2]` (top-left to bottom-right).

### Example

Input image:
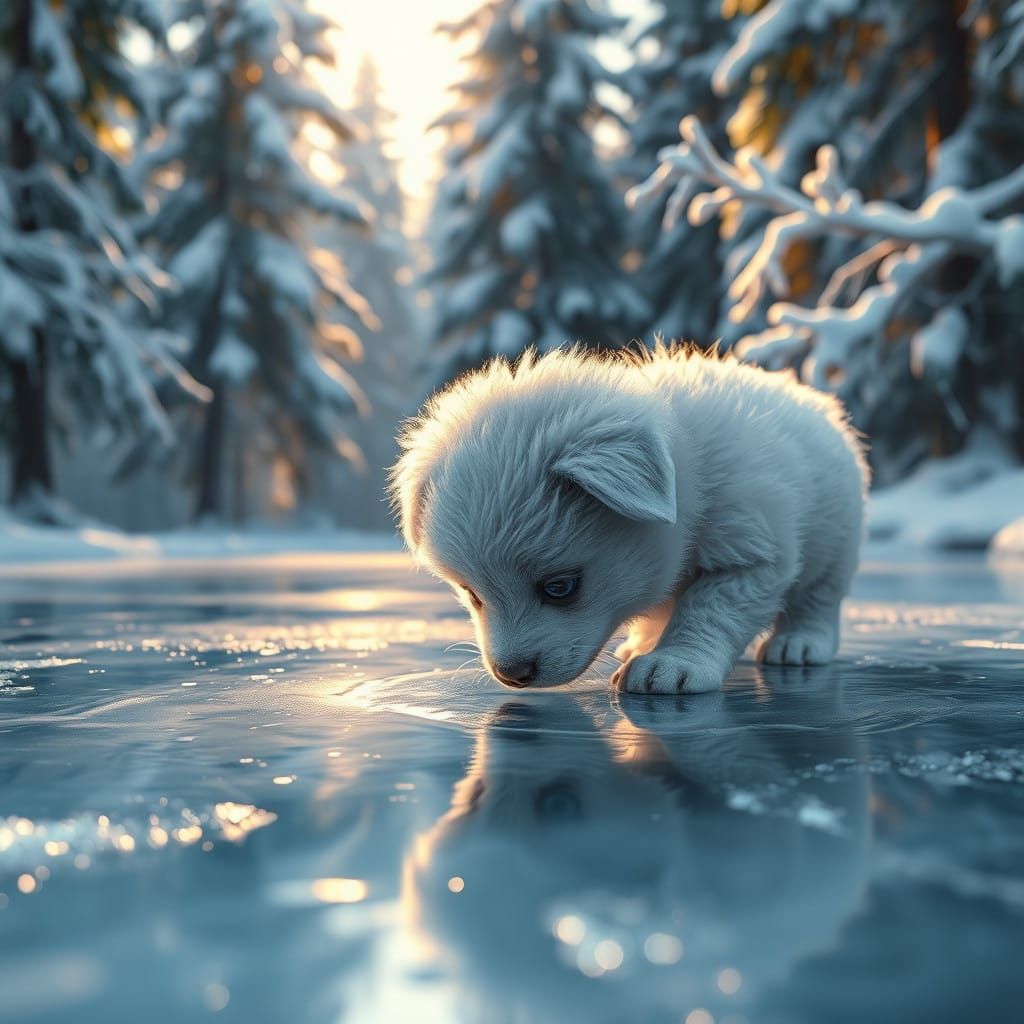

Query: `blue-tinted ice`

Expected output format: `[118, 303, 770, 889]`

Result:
[1, 553, 1022, 1023]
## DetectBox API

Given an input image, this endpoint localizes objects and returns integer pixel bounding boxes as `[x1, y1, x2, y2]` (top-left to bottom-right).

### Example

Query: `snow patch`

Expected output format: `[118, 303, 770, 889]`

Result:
[991, 517, 1024, 557]
[867, 437, 1024, 553]
[0, 512, 400, 573]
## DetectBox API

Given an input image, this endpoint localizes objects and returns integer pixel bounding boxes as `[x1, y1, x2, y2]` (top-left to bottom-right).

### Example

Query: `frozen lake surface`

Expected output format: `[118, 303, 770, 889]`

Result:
[1, 552, 1022, 1023]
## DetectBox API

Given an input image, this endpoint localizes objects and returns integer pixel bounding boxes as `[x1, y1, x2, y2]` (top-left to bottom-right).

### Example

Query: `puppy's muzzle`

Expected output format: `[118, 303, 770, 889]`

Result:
[492, 660, 537, 688]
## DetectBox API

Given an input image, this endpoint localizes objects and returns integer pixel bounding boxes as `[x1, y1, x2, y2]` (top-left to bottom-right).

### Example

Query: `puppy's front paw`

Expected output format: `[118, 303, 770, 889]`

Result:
[612, 648, 725, 695]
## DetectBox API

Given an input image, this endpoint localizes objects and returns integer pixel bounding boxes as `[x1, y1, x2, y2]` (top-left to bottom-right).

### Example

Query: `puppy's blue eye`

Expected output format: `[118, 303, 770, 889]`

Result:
[534, 781, 582, 821]
[539, 574, 580, 603]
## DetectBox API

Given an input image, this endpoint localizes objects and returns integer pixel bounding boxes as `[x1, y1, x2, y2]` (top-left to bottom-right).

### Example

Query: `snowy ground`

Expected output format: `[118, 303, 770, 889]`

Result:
[2, 443, 1022, 574]
[0, 511, 401, 573]
[866, 441, 1024, 554]
[0, 550, 1022, 1022]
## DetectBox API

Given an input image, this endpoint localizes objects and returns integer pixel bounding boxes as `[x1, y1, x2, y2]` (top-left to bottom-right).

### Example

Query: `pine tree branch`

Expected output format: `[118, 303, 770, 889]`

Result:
[638, 116, 1024, 323]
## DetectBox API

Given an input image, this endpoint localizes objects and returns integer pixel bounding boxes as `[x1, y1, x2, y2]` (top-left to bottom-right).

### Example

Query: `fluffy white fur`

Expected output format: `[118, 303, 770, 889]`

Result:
[391, 346, 868, 694]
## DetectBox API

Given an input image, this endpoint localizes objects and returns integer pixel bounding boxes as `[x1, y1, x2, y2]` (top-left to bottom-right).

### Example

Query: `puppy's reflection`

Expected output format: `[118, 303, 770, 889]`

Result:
[403, 671, 869, 1023]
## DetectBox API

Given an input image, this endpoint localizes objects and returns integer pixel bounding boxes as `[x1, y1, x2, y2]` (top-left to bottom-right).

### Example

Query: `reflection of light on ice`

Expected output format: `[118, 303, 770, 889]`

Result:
[593, 939, 624, 971]
[553, 914, 586, 945]
[959, 638, 1024, 651]
[643, 932, 683, 965]
[576, 935, 625, 976]
[202, 982, 230, 1012]
[685, 1010, 714, 1024]
[174, 825, 203, 845]
[311, 878, 369, 904]
[717, 967, 742, 994]
[213, 802, 278, 841]
[577, 952, 605, 978]
[344, 637, 389, 653]
[328, 589, 386, 612]
[3, 798, 279, 899]
[796, 798, 845, 835]
[553, 911, 641, 977]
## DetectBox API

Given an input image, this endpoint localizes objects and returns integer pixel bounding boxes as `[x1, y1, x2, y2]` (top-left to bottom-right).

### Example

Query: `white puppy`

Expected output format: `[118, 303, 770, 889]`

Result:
[391, 346, 868, 694]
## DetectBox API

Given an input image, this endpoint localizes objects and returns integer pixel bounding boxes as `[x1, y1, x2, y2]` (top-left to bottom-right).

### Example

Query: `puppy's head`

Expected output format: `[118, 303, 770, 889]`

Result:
[390, 352, 681, 688]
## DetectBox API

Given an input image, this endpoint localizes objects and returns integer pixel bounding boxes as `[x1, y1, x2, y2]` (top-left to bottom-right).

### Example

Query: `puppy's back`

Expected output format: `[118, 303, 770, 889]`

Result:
[634, 346, 868, 495]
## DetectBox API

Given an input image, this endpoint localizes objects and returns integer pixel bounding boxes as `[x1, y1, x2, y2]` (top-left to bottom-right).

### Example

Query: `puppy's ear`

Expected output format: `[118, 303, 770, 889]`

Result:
[552, 422, 677, 523]
[388, 447, 434, 552]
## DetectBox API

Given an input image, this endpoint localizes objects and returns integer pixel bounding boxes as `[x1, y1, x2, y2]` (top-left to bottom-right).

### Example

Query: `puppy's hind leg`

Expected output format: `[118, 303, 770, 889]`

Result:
[762, 455, 864, 668]
[758, 585, 841, 667]
[759, 548, 856, 667]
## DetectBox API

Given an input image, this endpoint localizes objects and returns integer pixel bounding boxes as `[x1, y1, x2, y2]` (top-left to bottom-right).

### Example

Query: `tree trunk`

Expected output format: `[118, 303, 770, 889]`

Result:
[7, 0, 55, 509]
[190, 272, 231, 521]
[195, 384, 226, 521]
[931, 0, 974, 456]
[10, 334, 53, 504]
[189, 50, 241, 523]
[931, 1, 970, 142]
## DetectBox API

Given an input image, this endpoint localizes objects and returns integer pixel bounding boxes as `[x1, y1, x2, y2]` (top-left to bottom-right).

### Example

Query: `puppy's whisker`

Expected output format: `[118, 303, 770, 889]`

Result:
[444, 640, 481, 655]
[582, 638, 622, 675]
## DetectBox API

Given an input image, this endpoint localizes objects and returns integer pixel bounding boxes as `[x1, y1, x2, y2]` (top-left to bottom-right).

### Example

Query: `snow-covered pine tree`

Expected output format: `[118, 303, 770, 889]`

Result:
[139, 0, 375, 521]
[426, 0, 650, 381]
[622, 0, 733, 344]
[313, 58, 421, 528]
[306, 55, 422, 527]
[326, 57, 420, 414]
[0, 0, 198, 521]
[707, 0, 943, 366]
[637, 1, 1024, 480]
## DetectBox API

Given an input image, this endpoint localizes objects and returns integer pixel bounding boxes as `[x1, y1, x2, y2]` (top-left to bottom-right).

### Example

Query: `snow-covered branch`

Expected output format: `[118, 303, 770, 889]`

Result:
[638, 117, 1024, 321]
[631, 113, 1024, 394]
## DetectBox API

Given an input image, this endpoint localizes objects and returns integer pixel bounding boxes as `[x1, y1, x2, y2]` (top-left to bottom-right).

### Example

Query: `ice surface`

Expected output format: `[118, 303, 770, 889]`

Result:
[0, 551, 1022, 1021]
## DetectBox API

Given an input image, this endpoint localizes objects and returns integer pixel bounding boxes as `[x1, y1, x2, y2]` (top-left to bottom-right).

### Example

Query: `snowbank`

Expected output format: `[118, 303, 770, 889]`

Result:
[992, 517, 1024, 557]
[0, 512, 400, 575]
[867, 438, 1024, 553]
[3, 435, 1022, 570]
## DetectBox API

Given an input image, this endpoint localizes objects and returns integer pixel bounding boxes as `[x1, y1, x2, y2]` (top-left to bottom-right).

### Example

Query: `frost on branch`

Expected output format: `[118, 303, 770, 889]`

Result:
[637, 115, 1024, 396]
[620, 0, 735, 346]
[712, 0, 860, 97]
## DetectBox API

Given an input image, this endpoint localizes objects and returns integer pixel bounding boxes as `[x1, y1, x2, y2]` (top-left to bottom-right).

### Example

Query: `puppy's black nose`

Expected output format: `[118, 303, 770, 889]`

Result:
[493, 660, 537, 687]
